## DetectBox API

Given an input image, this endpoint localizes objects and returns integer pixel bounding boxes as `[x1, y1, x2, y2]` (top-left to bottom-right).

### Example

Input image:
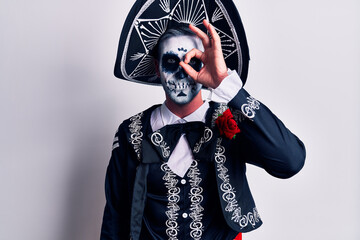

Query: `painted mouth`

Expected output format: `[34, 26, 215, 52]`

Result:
[166, 80, 197, 93]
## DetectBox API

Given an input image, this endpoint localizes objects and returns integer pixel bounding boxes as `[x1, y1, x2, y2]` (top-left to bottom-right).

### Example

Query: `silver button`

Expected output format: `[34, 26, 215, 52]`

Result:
[182, 213, 188, 218]
[181, 179, 186, 185]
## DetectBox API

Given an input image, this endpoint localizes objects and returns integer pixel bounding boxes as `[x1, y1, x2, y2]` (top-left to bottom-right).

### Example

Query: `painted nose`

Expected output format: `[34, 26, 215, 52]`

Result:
[175, 67, 188, 79]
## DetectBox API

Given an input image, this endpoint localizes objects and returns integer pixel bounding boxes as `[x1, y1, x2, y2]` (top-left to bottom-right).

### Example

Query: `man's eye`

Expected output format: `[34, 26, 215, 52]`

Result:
[161, 53, 180, 72]
[167, 58, 176, 64]
[189, 58, 201, 66]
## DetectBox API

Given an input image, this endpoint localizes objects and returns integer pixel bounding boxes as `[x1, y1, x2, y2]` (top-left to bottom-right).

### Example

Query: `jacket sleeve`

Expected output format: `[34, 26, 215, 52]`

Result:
[100, 124, 135, 239]
[228, 88, 306, 179]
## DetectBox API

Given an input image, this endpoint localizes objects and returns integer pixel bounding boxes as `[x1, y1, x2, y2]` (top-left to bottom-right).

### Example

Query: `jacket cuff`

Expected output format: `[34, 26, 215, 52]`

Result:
[208, 69, 243, 103]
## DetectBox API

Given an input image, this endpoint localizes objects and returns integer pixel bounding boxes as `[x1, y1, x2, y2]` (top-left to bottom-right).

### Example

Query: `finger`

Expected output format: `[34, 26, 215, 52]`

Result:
[183, 48, 204, 64]
[189, 24, 210, 48]
[179, 61, 199, 81]
[203, 19, 221, 48]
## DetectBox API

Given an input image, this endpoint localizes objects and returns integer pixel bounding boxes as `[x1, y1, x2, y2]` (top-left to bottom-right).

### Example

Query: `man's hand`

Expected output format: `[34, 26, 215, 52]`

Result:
[179, 19, 228, 89]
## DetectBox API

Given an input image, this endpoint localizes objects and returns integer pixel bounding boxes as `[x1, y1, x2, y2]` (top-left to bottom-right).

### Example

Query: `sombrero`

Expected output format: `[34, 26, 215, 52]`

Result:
[114, 0, 250, 86]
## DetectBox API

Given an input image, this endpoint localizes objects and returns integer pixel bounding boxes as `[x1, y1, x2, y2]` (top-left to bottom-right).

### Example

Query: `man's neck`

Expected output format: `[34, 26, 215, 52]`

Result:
[165, 92, 204, 119]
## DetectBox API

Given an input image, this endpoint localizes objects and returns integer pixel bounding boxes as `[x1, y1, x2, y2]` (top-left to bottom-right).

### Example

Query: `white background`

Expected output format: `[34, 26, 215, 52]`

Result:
[1, 0, 359, 239]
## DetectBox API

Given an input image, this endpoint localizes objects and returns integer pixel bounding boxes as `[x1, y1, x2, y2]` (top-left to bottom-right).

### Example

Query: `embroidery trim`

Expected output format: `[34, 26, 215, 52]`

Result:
[112, 142, 119, 150]
[214, 0, 242, 69]
[187, 160, 204, 240]
[129, 112, 144, 160]
[240, 96, 260, 119]
[112, 128, 120, 150]
[161, 163, 180, 240]
[211, 103, 228, 127]
[159, 0, 170, 13]
[211, 7, 224, 23]
[230, 107, 246, 124]
[215, 138, 261, 228]
[151, 131, 171, 158]
[112, 134, 119, 150]
[193, 127, 213, 153]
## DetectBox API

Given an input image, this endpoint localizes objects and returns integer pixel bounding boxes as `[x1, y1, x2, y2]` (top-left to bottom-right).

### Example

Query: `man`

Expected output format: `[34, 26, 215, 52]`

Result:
[100, 18, 305, 239]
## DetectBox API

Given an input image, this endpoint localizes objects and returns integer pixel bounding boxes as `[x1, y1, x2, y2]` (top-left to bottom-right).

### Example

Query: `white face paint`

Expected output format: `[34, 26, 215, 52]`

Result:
[158, 35, 204, 105]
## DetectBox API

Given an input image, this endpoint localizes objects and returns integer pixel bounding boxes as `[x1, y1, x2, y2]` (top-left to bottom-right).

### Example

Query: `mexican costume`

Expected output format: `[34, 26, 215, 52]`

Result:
[101, 0, 306, 239]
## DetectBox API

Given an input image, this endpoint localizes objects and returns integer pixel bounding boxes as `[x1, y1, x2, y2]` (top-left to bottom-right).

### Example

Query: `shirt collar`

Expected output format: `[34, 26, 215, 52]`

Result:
[160, 100, 210, 125]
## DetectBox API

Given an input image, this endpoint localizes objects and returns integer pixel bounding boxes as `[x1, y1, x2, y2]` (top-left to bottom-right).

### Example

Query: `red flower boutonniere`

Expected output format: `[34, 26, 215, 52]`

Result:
[215, 108, 241, 139]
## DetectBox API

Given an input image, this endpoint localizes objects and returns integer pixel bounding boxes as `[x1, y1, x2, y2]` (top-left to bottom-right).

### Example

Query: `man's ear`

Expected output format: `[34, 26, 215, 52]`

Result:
[154, 59, 160, 77]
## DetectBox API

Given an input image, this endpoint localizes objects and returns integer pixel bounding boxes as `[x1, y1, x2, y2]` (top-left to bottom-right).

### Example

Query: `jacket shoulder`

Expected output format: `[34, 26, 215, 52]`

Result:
[112, 105, 160, 158]
[120, 104, 160, 130]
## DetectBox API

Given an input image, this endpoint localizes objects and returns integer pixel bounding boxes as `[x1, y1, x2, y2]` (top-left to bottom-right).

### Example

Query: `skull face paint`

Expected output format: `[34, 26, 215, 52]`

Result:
[158, 35, 204, 105]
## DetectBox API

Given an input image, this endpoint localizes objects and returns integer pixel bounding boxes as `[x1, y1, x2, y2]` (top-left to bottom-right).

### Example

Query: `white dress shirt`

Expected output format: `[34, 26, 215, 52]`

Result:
[150, 69, 242, 177]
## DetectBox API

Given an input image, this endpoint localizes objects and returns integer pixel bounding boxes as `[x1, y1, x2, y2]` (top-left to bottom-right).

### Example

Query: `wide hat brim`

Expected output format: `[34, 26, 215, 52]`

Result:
[114, 0, 250, 87]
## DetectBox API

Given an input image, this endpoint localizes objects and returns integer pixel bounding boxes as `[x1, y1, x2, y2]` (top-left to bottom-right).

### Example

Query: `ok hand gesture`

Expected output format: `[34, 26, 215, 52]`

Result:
[179, 19, 228, 89]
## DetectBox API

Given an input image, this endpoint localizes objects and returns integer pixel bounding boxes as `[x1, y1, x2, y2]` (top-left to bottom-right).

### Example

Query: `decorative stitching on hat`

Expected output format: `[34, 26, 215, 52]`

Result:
[159, 0, 170, 13]
[171, 0, 208, 26]
[214, 0, 242, 73]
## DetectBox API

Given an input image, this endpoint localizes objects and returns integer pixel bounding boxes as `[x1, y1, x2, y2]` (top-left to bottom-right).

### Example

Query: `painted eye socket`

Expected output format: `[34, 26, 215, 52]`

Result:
[162, 53, 180, 73]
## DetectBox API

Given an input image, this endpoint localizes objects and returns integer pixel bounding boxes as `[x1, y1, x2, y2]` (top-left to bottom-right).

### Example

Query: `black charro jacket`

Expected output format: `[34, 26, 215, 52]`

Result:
[100, 88, 306, 240]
